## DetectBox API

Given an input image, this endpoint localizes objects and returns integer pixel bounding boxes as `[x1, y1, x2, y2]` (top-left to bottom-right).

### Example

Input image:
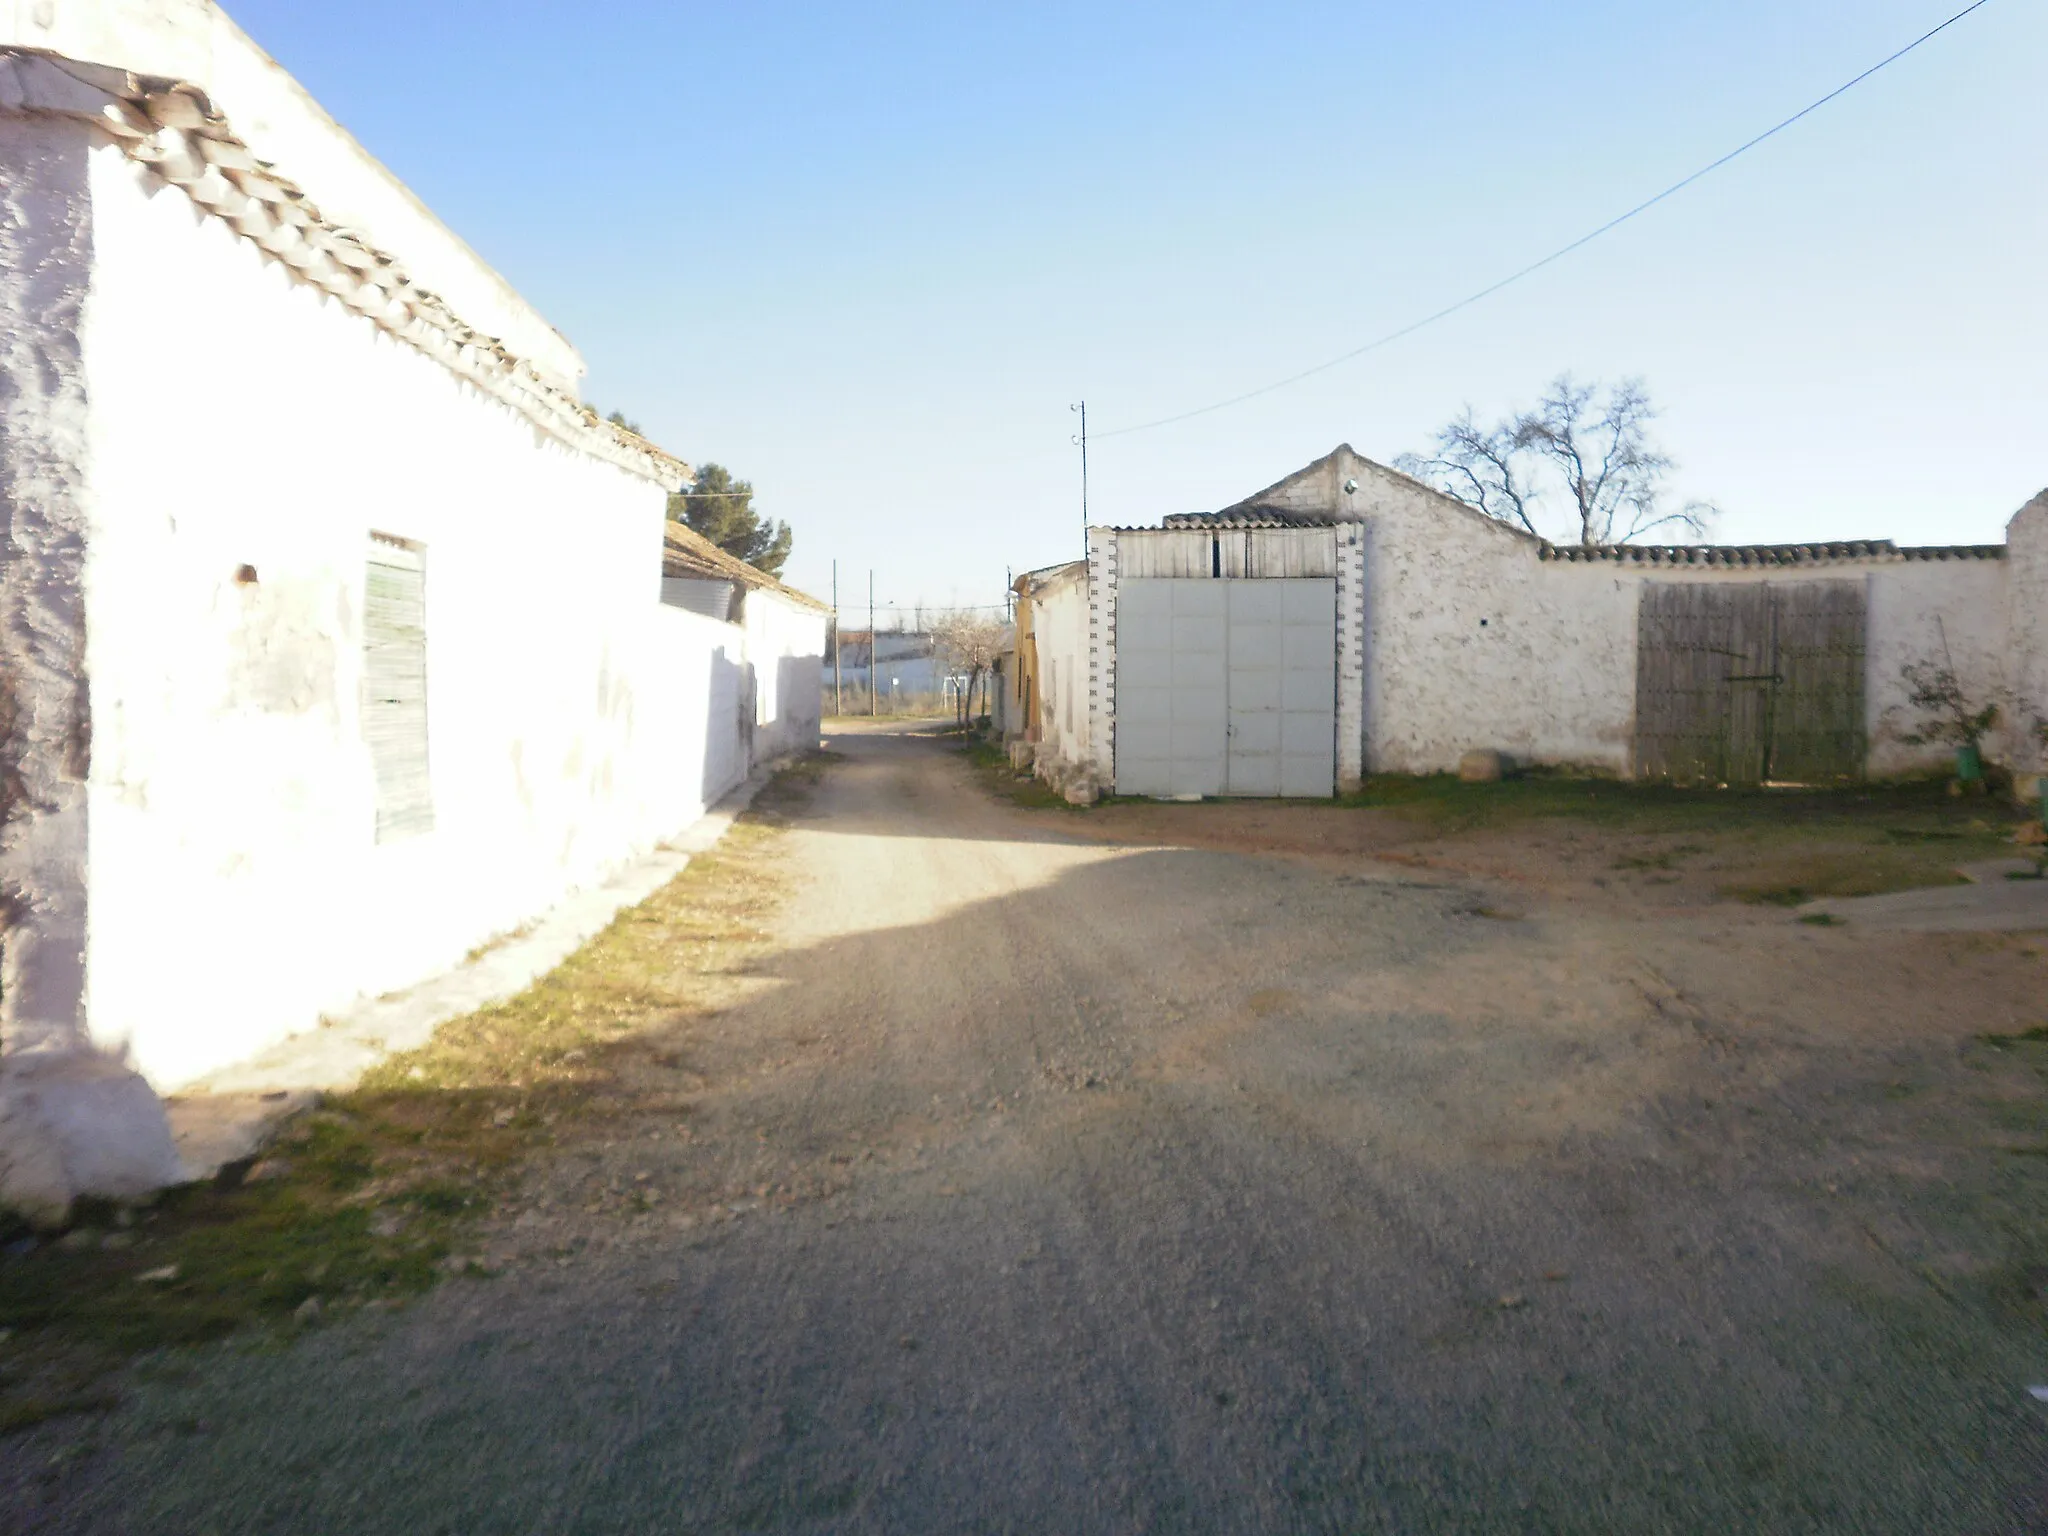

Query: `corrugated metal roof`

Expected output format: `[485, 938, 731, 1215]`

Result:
[1538, 540, 2006, 566]
[662, 523, 832, 612]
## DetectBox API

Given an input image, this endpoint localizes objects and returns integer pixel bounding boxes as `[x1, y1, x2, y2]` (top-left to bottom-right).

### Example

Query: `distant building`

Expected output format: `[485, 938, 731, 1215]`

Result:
[1013, 444, 2048, 800]
[825, 630, 946, 698]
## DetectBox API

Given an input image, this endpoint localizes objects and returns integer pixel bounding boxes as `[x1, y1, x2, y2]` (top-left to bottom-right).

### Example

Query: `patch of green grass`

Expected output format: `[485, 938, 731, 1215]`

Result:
[1976, 1024, 2048, 1051]
[1347, 773, 2013, 904]
[1345, 771, 2009, 843]
[1799, 912, 1845, 926]
[1612, 842, 1705, 872]
[0, 1390, 122, 1436]
[959, 733, 1008, 772]
[1744, 887, 1814, 907]
[0, 1167, 452, 1349]
[956, 733, 1084, 811]
[1724, 868, 1969, 906]
[0, 1112, 466, 1436]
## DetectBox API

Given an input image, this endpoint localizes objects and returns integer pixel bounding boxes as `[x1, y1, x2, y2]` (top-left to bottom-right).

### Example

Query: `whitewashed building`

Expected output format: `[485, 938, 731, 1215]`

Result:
[1007, 561, 1093, 796]
[1017, 445, 2048, 800]
[0, 4, 824, 1219]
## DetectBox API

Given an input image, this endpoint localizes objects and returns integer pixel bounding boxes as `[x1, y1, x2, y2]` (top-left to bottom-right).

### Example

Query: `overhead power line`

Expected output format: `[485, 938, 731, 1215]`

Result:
[825, 603, 1011, 618]
[1096, 0, 1995, 441]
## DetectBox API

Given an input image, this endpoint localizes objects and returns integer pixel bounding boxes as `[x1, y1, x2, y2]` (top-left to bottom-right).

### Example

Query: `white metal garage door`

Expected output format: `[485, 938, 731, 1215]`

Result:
[1115, 578, 1335, 798]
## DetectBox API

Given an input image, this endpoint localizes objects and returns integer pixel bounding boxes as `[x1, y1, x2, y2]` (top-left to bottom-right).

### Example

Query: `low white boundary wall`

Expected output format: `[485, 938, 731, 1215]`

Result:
[1354, 469, 2039, 779]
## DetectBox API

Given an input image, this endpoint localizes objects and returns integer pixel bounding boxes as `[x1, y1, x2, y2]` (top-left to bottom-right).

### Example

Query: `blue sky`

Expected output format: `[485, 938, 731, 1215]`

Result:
[225, 1, 2046, 616]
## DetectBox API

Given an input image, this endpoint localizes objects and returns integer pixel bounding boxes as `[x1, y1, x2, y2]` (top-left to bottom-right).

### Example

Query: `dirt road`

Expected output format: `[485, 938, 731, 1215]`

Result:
[18, 726, 2048, 1533]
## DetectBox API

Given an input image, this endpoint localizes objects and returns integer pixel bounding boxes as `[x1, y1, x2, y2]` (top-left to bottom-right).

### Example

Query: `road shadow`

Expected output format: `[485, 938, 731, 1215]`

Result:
[21, 809, 2048, 1534]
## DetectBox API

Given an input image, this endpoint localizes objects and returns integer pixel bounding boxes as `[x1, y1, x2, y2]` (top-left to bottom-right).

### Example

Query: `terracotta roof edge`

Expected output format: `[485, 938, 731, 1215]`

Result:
[662, 522, 830, 613]
[1535, 539, 2006, 565]
[0, 47, 687, 490]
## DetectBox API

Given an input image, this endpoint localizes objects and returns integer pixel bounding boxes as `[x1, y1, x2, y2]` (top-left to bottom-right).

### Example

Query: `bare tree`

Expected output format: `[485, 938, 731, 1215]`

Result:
[930, 610, 1009, 725]
[1395, 375, 1716, 546]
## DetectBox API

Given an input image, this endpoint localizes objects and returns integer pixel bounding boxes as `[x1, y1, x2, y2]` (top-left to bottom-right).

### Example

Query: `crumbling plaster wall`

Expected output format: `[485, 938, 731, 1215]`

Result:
[70, 136, 772, 1089]
[1313, 454, 2015, 779]
[1026, 565, 1093, 791]
[1863, 556, 2015, 775]
[1359, 479, 1641, 774]
[0, 113, 94, 1058]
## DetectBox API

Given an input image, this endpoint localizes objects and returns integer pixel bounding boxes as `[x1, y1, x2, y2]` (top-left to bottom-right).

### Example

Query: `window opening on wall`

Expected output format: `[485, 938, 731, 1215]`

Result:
[363, 534, 433, 841]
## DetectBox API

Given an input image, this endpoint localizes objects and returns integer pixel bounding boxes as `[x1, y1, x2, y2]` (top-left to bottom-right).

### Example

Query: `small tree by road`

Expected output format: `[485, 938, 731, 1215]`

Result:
[931, 611, 1008, 724]
[1395, 375, 1716, 546]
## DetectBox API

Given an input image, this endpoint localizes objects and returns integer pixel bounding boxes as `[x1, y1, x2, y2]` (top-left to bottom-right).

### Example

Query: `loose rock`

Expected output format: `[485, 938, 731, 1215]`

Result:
[1459, 750, 1509, 784]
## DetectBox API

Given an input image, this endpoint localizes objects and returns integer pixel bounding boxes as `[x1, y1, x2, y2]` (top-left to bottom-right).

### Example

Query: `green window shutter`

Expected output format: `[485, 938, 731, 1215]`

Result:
[364, 540, 433, 841]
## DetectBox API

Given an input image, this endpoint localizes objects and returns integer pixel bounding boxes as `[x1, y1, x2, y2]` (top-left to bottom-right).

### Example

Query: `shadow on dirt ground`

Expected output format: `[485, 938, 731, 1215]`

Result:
[5, 731, 2048, 1533]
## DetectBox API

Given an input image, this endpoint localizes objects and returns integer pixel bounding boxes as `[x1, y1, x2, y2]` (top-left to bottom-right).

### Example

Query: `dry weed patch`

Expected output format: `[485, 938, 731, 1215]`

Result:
[958, 729, 1076, 810]
[0, 764, 813, 1435]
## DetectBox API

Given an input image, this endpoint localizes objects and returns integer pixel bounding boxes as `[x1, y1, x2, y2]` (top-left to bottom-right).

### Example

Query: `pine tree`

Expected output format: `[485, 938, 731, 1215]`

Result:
[671, 463, 792, 578]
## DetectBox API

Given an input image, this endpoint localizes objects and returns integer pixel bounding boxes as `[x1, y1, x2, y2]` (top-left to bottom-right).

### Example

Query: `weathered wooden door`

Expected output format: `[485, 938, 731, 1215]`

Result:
[363, 540, 434, 840]
[1768, 583, 1869, 783]
[1634, 581, 1866, 785]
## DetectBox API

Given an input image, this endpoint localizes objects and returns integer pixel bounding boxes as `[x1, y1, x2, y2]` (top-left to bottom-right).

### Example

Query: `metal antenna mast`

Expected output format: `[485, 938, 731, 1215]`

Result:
[1070, 400, 1088, 545]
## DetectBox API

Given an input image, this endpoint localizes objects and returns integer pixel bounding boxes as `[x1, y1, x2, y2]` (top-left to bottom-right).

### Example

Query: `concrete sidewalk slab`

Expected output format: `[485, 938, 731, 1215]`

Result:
[165, 768, 775, 1181]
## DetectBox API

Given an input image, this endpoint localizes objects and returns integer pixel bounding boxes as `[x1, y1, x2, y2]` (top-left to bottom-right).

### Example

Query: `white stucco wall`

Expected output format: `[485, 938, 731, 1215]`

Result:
[744, 589, 827, 767]
[1026, 566, 1092, 787]
[1862, 557, 2013, 775]
[59, 137, 810, 1088]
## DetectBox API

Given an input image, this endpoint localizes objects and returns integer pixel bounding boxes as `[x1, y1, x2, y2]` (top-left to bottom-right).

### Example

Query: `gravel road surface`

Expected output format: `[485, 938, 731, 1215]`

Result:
[14, 726, 2047, 1534]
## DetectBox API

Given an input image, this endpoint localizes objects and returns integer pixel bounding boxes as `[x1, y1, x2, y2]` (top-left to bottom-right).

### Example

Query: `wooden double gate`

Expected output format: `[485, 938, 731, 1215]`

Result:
[1634, 581, 1867, 785]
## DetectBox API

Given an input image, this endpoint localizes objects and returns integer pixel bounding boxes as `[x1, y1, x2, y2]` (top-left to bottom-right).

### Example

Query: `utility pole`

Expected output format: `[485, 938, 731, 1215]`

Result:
[1070, 400, 1088, 548]
[831, 560, 842, 718]
[868, 570, 877, 718]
